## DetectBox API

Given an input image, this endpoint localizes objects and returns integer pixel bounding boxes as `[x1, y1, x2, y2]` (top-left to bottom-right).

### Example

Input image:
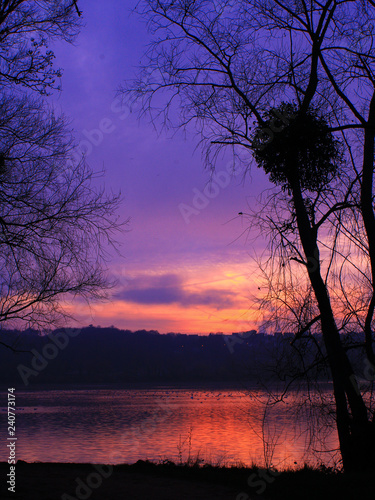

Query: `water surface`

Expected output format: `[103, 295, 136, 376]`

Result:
[0, 386, 339, 469]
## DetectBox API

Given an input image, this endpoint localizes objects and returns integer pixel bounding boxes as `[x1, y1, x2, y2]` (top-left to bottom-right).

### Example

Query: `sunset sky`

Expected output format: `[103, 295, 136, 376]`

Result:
[52, 0, 272, 334]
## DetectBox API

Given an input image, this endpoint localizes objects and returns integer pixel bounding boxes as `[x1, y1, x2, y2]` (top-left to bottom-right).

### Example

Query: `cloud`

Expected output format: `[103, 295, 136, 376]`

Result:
[114, 273, 236, 310]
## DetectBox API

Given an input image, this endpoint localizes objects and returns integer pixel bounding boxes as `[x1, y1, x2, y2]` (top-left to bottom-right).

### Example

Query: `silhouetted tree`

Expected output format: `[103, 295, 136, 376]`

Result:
[122, 0, 375, 471]
[0, 1, 124, 331]
[0, 93, 122, 329]
[0, 0, 82, 94]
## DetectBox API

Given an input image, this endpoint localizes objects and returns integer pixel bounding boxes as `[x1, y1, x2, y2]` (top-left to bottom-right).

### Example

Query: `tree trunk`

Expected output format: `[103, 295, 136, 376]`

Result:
[290, 177, 375, 472]
[361, 92, 375, 367]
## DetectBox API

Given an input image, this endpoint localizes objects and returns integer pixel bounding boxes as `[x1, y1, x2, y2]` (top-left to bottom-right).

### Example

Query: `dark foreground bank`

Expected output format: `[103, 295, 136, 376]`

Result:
[0, 460, 374, 500]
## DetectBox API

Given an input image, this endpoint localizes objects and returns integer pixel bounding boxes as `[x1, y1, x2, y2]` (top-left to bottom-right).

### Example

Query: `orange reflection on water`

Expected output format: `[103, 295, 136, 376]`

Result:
[7, 388, 339, 469]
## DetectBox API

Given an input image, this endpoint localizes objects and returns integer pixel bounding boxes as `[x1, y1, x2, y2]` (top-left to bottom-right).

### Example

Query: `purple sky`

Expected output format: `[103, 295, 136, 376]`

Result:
[51, 0, 271, 334]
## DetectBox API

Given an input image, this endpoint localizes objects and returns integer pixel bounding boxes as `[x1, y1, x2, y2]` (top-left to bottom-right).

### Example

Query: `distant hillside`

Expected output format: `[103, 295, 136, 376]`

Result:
[0, 326, 337, 387]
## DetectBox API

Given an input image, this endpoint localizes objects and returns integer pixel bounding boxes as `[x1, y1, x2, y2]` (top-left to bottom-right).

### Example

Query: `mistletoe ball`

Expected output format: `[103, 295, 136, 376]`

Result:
[252, 103, 343, 191]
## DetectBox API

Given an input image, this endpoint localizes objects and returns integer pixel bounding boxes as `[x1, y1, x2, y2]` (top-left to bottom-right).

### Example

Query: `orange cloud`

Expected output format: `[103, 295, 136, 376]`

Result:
[67, 260, 265, 334]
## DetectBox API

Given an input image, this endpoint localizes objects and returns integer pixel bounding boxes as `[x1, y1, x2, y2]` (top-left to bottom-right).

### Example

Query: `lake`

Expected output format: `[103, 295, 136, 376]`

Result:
[0, 385, 340, 469]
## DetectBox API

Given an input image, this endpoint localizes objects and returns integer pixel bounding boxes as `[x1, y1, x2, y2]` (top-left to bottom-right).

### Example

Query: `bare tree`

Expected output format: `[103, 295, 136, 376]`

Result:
[122, 0, 375, 471]
[0, 0, 82, 94]
[0, 1, 124, 332]
[0, 92, 123, 329]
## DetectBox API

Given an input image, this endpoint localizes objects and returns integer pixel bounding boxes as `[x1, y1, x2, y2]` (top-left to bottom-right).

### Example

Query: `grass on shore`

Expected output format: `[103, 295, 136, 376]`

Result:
[6, 457, 374, 500]
[123, 458, 374, 499]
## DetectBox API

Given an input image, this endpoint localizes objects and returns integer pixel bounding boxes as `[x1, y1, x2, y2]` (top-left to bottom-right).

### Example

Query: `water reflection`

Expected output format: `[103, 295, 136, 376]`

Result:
[0, 388, 339, 468]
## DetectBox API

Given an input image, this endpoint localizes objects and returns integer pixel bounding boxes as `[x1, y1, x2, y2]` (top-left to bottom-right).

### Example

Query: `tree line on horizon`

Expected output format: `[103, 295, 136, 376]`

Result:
[0, 325, 366, 387]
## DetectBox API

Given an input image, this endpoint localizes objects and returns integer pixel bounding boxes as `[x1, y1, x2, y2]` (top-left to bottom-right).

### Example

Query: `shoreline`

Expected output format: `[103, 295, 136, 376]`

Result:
[0, 460, 373, 500]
